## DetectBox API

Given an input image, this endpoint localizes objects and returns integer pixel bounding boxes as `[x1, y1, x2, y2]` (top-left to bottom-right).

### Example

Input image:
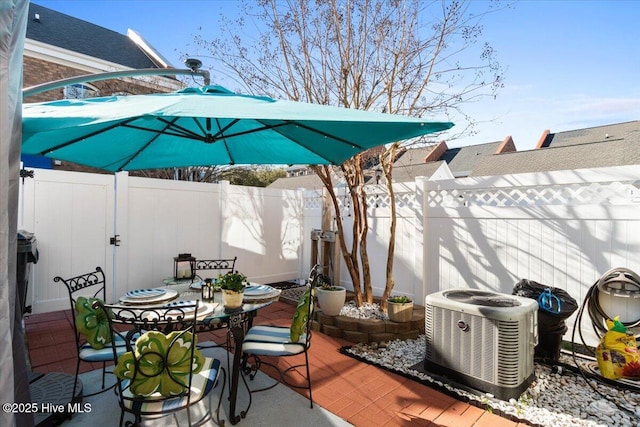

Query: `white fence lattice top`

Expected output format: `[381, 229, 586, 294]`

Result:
[428, 181, 640, 207]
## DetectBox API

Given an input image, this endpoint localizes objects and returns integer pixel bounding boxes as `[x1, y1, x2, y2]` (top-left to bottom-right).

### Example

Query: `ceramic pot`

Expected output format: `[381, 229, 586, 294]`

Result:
[316, 287, 346, 316]
[387, 300, 413, 322]
[222, 289, 244, 309]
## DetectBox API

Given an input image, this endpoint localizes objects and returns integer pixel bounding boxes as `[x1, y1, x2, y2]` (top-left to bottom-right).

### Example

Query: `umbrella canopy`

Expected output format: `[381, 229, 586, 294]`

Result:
[22, 85, 453, 172]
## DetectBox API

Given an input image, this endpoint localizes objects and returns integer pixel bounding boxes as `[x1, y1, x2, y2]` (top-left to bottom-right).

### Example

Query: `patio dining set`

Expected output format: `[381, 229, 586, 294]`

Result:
[44, 257, 321, 426]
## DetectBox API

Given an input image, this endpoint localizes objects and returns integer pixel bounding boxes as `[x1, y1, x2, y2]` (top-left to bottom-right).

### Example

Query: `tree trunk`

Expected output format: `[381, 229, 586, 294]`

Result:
[380, 143, 399, 311]
[312, 165, 364, 306]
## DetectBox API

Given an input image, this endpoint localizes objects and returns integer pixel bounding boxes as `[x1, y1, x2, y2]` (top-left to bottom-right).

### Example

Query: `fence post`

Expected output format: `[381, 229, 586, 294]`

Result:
[415, 176, 426, 305]
[218, 180, 230, 258]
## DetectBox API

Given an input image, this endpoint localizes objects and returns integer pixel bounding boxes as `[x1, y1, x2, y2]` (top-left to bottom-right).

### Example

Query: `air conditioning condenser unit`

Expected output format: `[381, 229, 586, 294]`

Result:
[424, 289, 538, 400]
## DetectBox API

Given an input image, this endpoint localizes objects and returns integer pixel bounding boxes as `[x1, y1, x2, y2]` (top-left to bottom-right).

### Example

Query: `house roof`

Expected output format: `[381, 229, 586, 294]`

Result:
[539, 120, 640, 148]
[391, 161, 447, 183]
[471, 137, 640, 177]
[439, 141, 503, 176]
[393, 146, 435, 167]
[27, 3, 161, 69]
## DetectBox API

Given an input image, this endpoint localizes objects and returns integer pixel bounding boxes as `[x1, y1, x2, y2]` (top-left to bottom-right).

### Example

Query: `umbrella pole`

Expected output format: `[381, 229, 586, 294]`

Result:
[111, 174, 118, 303]
[23, 66, 210, 99]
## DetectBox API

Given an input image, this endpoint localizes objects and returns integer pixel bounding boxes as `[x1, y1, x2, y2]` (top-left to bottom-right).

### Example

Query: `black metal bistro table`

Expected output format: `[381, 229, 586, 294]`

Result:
[120, 279, 281, 424]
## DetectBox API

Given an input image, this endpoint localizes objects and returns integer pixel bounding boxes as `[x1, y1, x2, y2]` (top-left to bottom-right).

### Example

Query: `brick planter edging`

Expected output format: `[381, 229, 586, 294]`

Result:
[314, 305, 425, 343]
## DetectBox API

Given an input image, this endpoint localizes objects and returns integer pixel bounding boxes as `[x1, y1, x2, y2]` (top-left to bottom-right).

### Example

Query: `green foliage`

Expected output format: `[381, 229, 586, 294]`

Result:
[317, 274, 341, 290]
[224, 166, 286, 187]
[216, 271, 247, 292]
[388, 295, 412, 304]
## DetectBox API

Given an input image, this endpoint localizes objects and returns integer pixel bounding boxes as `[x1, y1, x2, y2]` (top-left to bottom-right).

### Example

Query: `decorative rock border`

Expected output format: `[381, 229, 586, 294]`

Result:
[276, 286, 426, 343]
[312, 305, 425, 343]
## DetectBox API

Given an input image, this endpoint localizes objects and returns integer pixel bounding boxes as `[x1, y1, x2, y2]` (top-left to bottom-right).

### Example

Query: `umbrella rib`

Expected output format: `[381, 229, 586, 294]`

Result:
[37, 118, 139, 155]
[121, 119, 204, 141]
[261, 121, 356, 163]
[215, 118, 236, 165]
[282, 121, 367, 151]
[156, 117, 208, 139]
[216, 120, 358, 164]
[116, 117, 180, 171]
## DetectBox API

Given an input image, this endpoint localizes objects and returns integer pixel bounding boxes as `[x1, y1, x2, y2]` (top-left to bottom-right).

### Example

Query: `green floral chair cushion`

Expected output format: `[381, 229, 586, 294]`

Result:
[74, 296, 112, 349]
[113, 330, 205, 397]
[290, 288, 313, 342]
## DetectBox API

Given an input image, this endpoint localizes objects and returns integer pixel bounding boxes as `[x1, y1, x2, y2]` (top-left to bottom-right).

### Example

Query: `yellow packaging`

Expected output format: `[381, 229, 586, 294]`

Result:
[595, 317, 639, 380]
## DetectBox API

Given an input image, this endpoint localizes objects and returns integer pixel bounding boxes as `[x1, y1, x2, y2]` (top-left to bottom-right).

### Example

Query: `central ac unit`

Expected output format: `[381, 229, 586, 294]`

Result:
[424, 289, 538, 400]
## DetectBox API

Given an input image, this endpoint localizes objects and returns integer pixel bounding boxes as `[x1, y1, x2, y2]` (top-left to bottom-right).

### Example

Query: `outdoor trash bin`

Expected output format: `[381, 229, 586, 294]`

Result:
[17, 230, 39, 316]
[513, 279, 578, 361]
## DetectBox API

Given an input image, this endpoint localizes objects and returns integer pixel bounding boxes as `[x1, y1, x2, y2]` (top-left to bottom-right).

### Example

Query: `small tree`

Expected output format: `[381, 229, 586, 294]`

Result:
[195, 0, 504, 308]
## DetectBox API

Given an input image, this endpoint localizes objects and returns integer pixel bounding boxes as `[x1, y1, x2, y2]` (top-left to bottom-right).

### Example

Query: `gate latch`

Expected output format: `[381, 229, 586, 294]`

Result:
[109, 235, 121, 246]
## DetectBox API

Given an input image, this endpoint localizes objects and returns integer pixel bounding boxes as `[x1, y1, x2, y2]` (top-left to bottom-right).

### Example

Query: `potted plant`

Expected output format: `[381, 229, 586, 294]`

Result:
[217, 271, 248, 309]
[315, 274, 346, 316]
[387, 295, 414, 322]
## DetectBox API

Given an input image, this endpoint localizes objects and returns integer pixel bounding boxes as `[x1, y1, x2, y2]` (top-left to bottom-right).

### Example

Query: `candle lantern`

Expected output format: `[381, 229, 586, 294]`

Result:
[201, 279, 214, 301]
[174, 253, 196, 281]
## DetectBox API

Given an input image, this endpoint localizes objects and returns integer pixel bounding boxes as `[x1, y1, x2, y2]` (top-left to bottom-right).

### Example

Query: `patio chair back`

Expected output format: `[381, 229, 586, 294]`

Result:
[241, 264, 321, 410]
[194, 256, 237, 280]
[94, 300, 225, 426]
[54, 266, 114, 399]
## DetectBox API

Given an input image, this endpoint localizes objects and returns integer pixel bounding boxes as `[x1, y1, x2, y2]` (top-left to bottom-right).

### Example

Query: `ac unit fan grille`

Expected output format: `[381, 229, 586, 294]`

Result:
[443, 289, 522, 307]
[425, 304, 533, 387]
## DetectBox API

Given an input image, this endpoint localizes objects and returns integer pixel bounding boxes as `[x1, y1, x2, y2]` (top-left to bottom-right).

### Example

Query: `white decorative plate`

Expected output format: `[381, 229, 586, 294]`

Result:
[189, 280, 204, 290]
[125, 288, 166, 299]
[163, 300, 199, 315]
[243, 288, 281, 302]
[119, 288, 178, 305]
[244, 284, 274, 296]
[163, 300, 218, 318]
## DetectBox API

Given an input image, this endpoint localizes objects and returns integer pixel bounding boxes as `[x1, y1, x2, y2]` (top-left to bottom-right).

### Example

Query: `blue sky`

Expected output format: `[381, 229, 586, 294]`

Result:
[32, 0, 640, 151]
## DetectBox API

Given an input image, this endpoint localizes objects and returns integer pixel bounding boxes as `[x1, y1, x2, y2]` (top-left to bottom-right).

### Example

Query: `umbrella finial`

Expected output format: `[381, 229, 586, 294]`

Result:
[184, 58, 202, 71]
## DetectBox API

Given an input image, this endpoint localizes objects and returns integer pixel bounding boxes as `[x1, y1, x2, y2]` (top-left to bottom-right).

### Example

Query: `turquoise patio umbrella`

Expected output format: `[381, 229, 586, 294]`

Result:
[22, 85, 453, 171]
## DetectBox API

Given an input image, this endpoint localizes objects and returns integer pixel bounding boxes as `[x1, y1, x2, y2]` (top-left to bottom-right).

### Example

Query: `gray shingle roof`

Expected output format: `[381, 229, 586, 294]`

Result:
[393, 146, 435, 167]
[440, 141, 503, 176]
[391, 161, 446, 183]
[541, 121, 640, 148]
[28, 3, 160, 69]
[471, 138, 640, 177]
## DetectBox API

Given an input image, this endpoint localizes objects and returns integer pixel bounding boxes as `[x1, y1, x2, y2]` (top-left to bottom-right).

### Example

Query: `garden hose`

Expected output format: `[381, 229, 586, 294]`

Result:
[565, 272, 640, 414]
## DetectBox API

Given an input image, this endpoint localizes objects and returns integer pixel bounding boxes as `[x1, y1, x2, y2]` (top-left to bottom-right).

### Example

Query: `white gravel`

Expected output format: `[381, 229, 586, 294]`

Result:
[340, 302, 640, 427]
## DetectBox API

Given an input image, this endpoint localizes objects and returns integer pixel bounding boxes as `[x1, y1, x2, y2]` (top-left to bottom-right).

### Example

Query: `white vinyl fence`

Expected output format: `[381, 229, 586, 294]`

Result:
[19, 170, 304, 314]
[422, 165, 640, 346]
[19, 165, 640, 346]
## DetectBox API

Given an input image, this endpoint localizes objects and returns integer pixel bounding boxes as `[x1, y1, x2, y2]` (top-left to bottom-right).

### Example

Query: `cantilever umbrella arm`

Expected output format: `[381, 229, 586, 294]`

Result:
[22, 67, 210, 99]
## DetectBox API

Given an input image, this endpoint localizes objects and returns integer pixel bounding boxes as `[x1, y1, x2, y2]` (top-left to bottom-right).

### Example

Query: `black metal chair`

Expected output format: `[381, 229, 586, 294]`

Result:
[193, 256, 237, 281]
[94, 300, 226, 427]
[54, 266, 126, 400]
[193, 256, 238, 367]
[240, 264, 319, 411]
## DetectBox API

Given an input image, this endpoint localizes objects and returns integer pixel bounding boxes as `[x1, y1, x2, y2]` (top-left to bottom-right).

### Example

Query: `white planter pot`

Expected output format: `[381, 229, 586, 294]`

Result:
[222, 289, 244, 309]
[316, 287, 346, 316]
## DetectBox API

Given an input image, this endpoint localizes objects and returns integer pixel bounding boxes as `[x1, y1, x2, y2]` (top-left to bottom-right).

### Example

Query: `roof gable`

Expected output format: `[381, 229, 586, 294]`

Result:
[27, 3, 160, 69]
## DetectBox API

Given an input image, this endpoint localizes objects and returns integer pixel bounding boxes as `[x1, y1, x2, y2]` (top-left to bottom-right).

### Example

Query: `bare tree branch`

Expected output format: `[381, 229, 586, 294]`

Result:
[195, 0, 506, 306]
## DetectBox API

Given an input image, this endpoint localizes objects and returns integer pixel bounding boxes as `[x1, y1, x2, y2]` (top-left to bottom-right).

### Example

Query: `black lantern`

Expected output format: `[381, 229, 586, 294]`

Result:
[174, 253, 196, 281]
[201, 278, 214, 301]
